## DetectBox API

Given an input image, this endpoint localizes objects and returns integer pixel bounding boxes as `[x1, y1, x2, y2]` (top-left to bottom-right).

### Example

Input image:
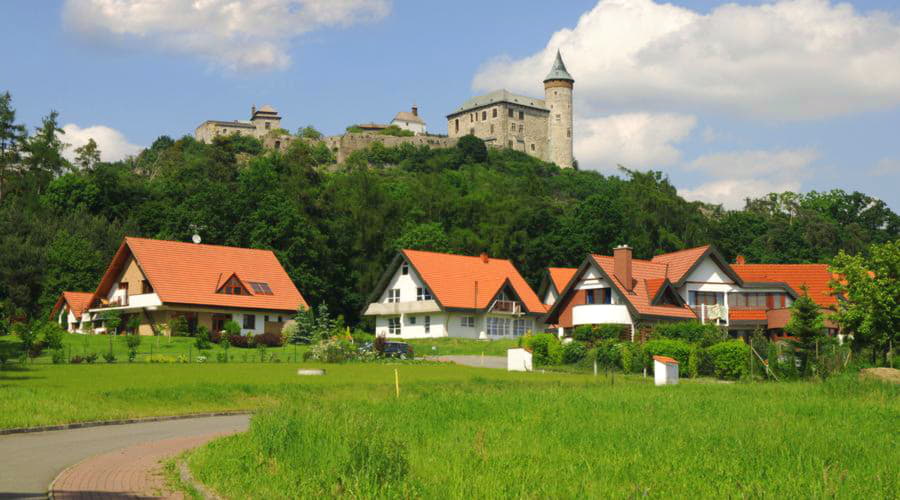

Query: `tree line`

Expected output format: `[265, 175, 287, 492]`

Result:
[1, 91, 898, 328]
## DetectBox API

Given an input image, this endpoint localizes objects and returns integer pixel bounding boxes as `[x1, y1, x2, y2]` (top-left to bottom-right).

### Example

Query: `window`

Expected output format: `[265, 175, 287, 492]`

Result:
[518, 124, 524, 133]
[243, 314, 256, 330]
[510, 124, 515, 131]
[424, 315, 431, 334]
[388, 317, 401, 335]
[461, 316, 475, 328]
[518, 111, 524, 120]
[220, 276, 246, 295]
[487, 317, 510, 336]
[387, 288, 400, 303]
[142, 280, 153, 294]
[690, 291, 719, 305]
[455, 119, 459, 132]
[492, 108, 497, 118]
[490, 124, 494, 134]
[417, 287, 432, 301]
[274, 141, 281, 150]
[586, 289, 596, 304]
[212, 314, 231, 333]
[118, 282, 129, 305]
[556, 114, 561, 121]
[513, 319, 531, 336]
[401, 263, 409, 275]
[470, 114, 474, 122]
[249, 282, 273, 295]
[530, 143, 535, 151]
[409, 316, 417, 325]
[567, 128, 571, 138]
[265, 122, 271, 130]
[508, 108, 514, 118]
[470, 128, 474, 135]
[508, 140, 513, 148]
[482, 111, 487, 120]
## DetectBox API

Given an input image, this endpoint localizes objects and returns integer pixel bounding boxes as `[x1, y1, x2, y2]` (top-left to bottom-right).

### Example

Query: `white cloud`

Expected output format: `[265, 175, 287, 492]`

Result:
[575, 113, 696, 171]
[872, 157, 900, 176]
[678, 149, 818, 208]
[473, 0, 900, 120]
[62, 124, 143, 163]
[62, 0, 391, 71]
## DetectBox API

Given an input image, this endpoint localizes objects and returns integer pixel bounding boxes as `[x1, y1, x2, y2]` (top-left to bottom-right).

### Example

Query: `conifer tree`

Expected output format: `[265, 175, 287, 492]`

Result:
[785, 286, 824, 375]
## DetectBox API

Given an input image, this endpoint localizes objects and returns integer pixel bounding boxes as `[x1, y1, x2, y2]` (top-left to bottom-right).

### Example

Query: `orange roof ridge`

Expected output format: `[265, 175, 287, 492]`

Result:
[650, 245, 711, 260]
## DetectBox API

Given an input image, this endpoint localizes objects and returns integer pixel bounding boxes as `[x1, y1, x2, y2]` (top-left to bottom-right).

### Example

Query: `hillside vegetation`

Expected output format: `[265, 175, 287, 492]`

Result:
[0, 94, 897, 325]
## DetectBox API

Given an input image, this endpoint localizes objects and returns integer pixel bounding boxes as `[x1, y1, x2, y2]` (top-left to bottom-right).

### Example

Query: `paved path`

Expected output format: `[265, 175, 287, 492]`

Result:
[0, 414, 249, 499]
[428, 355, 507, 369]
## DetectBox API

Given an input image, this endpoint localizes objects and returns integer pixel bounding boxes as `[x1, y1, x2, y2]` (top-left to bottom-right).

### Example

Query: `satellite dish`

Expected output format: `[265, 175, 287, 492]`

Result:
[192, 234, 202, 244]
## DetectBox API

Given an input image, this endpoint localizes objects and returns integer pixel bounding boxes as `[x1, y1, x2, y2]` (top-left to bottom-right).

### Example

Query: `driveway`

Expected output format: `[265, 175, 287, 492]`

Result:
[428, 355, 507, 369]
[0, 414, 249, 499]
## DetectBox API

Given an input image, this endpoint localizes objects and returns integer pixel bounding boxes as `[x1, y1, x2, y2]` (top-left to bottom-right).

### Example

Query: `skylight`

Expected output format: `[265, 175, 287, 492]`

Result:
[249, 282, 273, 295]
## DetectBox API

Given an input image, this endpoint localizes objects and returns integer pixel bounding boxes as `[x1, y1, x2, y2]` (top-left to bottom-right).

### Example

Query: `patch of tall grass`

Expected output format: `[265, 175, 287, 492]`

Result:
[189, 374, 898, 498]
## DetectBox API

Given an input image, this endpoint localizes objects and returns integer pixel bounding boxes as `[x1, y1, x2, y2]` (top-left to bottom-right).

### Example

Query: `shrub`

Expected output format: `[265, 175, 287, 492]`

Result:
[254, 331, 285, 347]
[229, 334, 254, 348]
[168, 316, 189, 337]
[706, 340, 750, 380]
[619, 342, 635, 373]
[70, 354, 84, 364]
[209, 329, 223, 344]
[352, 330, 374, 344]
[51, 349, 65, 364]
[40, 321, 66, 350]
[15, 321, 38, 356]
[522, 333, 562, 366]
[374, 334, 387, 355]
[223, 320, 241, 337]
[573, 324, 626, 346]
[641, 339, 692, 367]
[195, 326, 212, 350]
[103, 351, 117, 363]
[85, 352, 98, 364]
[594, 340, 620, 369]
[687, 346, 700, 378]
[305, 337, 358, 363]
[562, 341, 587, 364]
[653, 321, 725, 347]
[280, 321, 299, 345]
[28, 340, 47, 359]
[124, 332, 141, 362]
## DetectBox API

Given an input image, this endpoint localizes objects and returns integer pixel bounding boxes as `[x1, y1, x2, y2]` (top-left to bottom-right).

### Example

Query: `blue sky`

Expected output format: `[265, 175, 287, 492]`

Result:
[1, 0, 899, 209]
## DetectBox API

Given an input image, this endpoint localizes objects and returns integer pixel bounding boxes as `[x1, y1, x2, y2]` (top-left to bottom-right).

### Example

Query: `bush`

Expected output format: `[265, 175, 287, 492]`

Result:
[619, 342, 635, 373]
[254, 332, 285, 347]
[706, 340, 750, 380]
[209, 329, 223, 344]
[593, 340, 620, 369]
[281, 321, 299, 345]
[687, 346, 700, 378]
[85, 352, 98, 364]
[562, 341, 587, 364]
[304, 337, 358, 363]
[223, 320, 241, 337]
[195, 326, 212, 350]
[351, 330, 374, 344]
[124, 332, 141, 362]
[573, 324, 626, 346]
[653, 321, 725, 347]
[28, 340, 47, 359]
[51, 349, 65, 364]
[168, 316, 189, 337]
[641, 339, 692, 367]
[229, 334, 254, 348]
[374, 334, 387, 355]
[40, 321, 66, 350]
[103, 351, 117, 363]
[522, 333, 562, 366]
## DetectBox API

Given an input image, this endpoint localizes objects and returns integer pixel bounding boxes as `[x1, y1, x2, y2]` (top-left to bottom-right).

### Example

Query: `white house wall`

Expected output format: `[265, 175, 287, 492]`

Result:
[379, 261, 428, 303]
[375, 311, 543, 340]
[575, 267, 624, 304]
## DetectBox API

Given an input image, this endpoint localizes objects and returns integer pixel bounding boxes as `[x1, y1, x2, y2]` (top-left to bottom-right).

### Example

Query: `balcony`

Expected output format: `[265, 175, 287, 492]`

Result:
[364, 300, 441, 316]
[691, 304, 730, 325]
[92, 293, 162, 312]
[489, 299, 522, 315]
[572, 304, 631, 326]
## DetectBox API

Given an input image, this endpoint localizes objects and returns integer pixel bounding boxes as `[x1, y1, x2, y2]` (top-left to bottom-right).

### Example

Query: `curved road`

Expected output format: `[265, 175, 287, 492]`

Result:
[0, 414, 249, 499]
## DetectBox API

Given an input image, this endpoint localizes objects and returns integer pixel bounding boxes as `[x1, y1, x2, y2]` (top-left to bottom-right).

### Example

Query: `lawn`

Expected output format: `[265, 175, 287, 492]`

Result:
[0, 361, 575, 429]
[0, 332, 308, 364]
[405, 337, 519, 357]
[188, 374, 898, 498]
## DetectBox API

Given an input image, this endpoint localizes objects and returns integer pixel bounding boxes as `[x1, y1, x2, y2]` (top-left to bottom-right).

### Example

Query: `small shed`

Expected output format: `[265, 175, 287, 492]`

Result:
[507, 348, 533, 372]
[653, 355, 679, 386]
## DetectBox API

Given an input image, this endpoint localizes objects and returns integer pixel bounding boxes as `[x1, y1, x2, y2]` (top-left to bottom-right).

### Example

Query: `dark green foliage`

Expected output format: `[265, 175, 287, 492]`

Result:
[39, 321, 65, 350]
[102, 351, 116, 363]
[521, 333, 562, 366]
[562, 341, 587, 364]
[706, 341, 750, 380]
[125, 331, 141, 362]
[168, 316, 188, 337]
[195, 326, 212, 350]
[456, 135, 487, 163]
[254, 332, 285, 347]
[641, 339, 692, 366]
[785, 288, 825, 374]
[574, 324, 626, 346]
[652, 321, 725, 347]
[593, 340, 621, 369]
[393, 222, 451, 253]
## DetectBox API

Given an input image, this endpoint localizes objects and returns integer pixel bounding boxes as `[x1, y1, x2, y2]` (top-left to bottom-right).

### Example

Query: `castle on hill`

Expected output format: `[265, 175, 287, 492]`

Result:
[193, 52, 575, 168]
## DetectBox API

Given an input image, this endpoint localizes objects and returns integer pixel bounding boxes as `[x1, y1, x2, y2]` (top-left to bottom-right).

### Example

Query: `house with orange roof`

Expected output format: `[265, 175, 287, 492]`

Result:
[537, 267, 578, 307]
[363, 249, 546, 339]
[544, 245, 839, 340]
[55, 237, 308, 337]
[50, 291, 94, 333]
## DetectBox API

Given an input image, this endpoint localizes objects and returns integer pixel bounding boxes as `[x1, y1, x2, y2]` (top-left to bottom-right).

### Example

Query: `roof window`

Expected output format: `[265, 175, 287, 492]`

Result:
[249, 282, 273, 295]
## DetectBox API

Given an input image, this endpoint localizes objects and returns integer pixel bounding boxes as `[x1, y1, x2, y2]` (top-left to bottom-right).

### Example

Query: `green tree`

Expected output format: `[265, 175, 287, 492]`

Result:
[24, 111, 69, 193]
[393, 222, 451, 253]
[830, 240, 899, 365]
[0, 91, 27, 202]
[456, 135, 487, 163]
[73, 138, 101, 171]
[784, 287, 824, 376]
[297, 125, 323, 140]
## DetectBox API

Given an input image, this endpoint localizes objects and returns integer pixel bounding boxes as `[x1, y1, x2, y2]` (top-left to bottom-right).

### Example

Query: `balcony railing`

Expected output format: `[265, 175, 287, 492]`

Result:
[490, 300, 522, 315]
[691, 304, 730, 325]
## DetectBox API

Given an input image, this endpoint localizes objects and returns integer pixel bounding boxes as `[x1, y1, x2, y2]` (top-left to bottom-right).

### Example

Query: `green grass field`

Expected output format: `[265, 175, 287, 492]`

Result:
[187, 375, 898, 498]
[406, 337, 519, 357]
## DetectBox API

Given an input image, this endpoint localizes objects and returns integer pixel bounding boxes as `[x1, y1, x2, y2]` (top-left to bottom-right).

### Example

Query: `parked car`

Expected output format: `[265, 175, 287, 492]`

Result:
[361, 341, 414, 359]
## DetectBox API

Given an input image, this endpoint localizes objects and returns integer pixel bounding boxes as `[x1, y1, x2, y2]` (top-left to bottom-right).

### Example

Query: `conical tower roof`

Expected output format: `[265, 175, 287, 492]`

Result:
[544, 50, 574, 83]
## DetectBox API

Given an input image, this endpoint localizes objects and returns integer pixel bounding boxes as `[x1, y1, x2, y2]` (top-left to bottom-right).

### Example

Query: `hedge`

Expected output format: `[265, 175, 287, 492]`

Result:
[641, 339, 692, 367]
[706, 340, 750, 380]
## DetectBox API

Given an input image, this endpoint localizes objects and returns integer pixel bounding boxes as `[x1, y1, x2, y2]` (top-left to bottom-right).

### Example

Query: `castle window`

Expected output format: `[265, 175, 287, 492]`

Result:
[470, 114, 473, 123]
[482, 111, 487, 120]
[492, 108, 497, 118]
[265, 122, 271, 130]
[510, 124, 515, 131]
[455, 119, 459, 132]
[531, 143, 535, 151]
[490, 124, 494, 134]
[508, 108, 514, 118]
[274, 141, 281, 150]
[518, 111, 524, 120]
[567, 128, 571, 138]
[518, 124, 524, 133]
[556, 114, 561, 121]
[508, 140, 513, 148]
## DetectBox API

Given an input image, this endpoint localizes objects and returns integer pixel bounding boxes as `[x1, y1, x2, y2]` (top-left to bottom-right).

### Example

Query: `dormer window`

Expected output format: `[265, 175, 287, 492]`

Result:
[249, 282, 273, 295]
[219, 276, 247, 295]
[401, 263, 409, 275]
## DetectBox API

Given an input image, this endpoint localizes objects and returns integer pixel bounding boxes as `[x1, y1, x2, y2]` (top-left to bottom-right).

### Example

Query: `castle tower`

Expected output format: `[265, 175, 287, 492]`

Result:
[544, 50, 574, 168]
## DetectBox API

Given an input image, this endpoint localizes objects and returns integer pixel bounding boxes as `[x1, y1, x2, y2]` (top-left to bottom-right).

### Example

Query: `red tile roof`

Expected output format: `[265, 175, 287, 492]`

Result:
[653, 355, 678, 364]
[732, 264, 836, 307]
[548, 267, 577, 294]
[403, 249, 545, 313]
[729, 309, 768, 321]
[94, 237, 307, 313]
[650, 245, 710, 283]
[592, 255, 696, 319]
[51, 291, 94, 320]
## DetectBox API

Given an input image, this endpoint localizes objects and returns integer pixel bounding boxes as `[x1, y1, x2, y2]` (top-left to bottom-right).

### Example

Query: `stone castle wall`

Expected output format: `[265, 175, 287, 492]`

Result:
[324, 133, 457, 163]
[544, 81, 574, 168]
[447, 102, 550, 162]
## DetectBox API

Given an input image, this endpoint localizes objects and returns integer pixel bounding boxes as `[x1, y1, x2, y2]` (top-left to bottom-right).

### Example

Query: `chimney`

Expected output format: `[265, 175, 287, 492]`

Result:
[735, 255, 746, 265]
[614, 245, 633, 292]
[480, 252, 489, 263]
[412, 104, 418, 117]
